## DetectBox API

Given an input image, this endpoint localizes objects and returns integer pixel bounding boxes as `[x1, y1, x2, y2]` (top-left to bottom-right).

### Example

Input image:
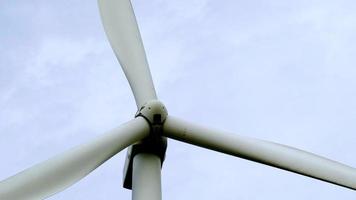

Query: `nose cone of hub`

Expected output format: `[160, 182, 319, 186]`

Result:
[135, 100, 168, 125]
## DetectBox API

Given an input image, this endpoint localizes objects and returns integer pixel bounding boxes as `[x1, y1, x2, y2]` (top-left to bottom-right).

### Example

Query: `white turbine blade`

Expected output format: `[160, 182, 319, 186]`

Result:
[163, 116, 356, 190]
[98, 0, 157, 108]
[0, 117, 149, 200]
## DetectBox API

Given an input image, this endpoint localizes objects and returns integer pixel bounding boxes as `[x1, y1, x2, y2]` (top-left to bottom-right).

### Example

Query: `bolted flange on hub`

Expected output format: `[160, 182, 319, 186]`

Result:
[123, 100, 168, 189]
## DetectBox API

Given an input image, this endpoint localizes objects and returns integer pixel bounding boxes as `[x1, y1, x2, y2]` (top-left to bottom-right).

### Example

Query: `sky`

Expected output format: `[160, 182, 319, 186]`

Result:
[1, 0, 356, 199]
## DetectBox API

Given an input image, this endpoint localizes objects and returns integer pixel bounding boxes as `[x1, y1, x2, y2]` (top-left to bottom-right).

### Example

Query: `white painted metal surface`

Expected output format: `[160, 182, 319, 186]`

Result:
[132, 153, 162, 200]
[163, 116, 356, 190]
[0, 117, 150, 200]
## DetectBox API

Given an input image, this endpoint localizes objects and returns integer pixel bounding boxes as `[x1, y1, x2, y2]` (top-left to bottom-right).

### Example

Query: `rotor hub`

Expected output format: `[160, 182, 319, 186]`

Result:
[135, 100, 168, 126]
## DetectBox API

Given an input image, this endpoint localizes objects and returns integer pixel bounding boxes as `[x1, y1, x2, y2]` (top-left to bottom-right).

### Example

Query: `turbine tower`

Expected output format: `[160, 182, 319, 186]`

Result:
[0, 0, 355, 199]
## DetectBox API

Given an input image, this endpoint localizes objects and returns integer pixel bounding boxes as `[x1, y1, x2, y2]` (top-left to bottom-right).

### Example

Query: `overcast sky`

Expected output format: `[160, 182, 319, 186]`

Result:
[1, 0, 356, 199]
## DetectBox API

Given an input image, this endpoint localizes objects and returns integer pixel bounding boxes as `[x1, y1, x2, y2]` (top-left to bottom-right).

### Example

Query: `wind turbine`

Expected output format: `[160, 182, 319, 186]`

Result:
[0, 0, 356, 199]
